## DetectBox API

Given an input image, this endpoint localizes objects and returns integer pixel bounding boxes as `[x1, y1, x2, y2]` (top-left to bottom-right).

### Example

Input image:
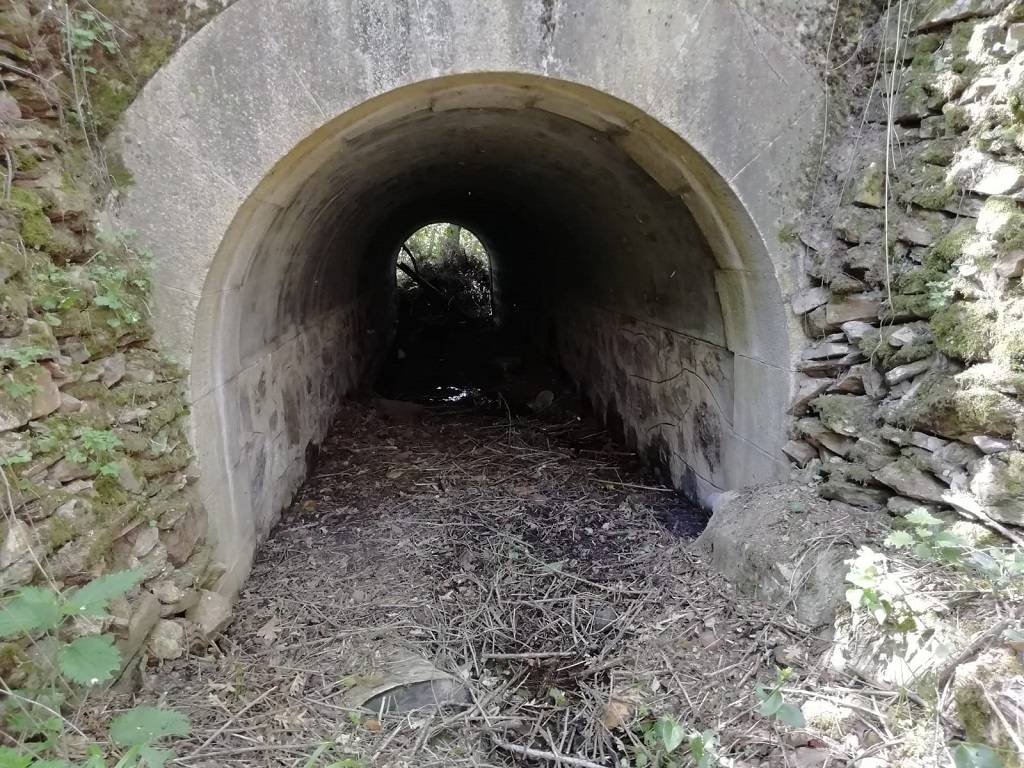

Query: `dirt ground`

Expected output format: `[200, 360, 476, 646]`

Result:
[100, 310, 907, 768]
[107, 394, 859, 768]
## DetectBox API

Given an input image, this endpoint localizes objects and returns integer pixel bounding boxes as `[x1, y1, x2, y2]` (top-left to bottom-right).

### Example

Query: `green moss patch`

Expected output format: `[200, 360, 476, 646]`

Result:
[6, 187, 53, 250]
[888, 372, 1024, 440]
[931, 300, 996, 363]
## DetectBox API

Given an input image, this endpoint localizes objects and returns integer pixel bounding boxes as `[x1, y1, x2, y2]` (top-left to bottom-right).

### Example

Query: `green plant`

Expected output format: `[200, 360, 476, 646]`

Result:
[952, 741, 1004, 768]
[87, 263, 144, 330]
[66, 427, 123, 478]
[67, 11, 119, 63]
[629, 715, 718, 768]
[883, 509, 1024, 594]
[884, 508, 966, 562]
[300, 743, 367, 768]
[1, 376, 38, 399]
[0, 347, 50, 371]
[0, 348, 49, 400]
[754, 668, 805, 728]
[0, 449, 33, 467]
[686, 729, 720, 768]
[0, 570, 191, 767]
[845, 546, 918, 632]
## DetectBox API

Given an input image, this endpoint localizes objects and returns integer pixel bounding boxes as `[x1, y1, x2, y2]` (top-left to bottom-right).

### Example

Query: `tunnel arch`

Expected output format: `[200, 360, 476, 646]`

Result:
[110, 0, 824, 594]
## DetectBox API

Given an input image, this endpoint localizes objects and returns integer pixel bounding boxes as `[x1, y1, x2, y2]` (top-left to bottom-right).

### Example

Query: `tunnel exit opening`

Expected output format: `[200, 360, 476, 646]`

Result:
[174, 74, 793, 594]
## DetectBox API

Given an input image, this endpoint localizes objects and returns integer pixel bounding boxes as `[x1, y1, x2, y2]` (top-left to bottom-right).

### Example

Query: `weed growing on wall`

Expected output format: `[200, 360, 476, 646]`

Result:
[0, 569, 190, 767]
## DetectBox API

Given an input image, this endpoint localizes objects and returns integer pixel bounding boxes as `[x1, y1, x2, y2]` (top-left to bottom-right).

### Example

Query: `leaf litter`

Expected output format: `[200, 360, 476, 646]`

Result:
[122, 400, 844, 767]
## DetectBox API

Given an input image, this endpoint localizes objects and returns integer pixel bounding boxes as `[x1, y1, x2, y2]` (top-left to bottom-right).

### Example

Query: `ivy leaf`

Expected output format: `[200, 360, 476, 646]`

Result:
[905, 508, 942, 527]
[774, 703, 806, 728]
[952, 742, 1003, 768]
[884, 530, 914, 549]
[110, 706, 190, 747]
[654, 716, 685, 754]
[0, 587, 62, 638]
[58, 634, 121, 685]
[63, 569, 144, 618]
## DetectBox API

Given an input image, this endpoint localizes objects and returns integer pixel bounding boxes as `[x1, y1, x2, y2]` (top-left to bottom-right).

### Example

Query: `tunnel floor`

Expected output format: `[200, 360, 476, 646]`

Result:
[130, 330, 828, 767]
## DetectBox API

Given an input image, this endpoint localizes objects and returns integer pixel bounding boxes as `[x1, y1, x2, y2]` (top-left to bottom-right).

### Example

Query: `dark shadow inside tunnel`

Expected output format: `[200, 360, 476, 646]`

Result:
[194, 76, 791, 593]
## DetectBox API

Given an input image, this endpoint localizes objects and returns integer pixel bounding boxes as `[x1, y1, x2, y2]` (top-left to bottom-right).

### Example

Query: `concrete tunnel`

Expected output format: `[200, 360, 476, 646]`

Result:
[111, 1, 824, 595]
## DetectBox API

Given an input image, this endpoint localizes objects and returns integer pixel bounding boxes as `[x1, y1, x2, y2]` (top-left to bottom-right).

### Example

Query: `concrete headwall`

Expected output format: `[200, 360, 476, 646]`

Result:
[110, 0, 829, 593]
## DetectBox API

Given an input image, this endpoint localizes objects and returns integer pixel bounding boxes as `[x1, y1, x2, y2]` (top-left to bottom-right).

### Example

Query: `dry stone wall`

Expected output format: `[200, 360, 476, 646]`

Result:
[785, 0, 1024, 530]
[0, 0, 231, 684]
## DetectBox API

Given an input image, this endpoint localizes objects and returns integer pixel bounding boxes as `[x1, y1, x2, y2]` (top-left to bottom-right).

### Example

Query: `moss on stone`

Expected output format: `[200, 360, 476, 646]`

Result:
[924, 226, 971, 273]
[105, 152, 135, 189]
[129, 34, 174, 80]
[46, 514, 77, 549]
[7, 187, 53, 250]
[880, 292, 937, 321]
[908, 164, 955, 210]
[811, 394, 878, 436]
[931, 300, 996, 363]
[954, 649, 1024, 768]
[918, 139, 956, 166]
[993, 316, 1024, 371]
[944, 104, 971, 134]
[88, 77, 134, 136]
[11, 147, 40, 173]
[888, 372, 1024, 440]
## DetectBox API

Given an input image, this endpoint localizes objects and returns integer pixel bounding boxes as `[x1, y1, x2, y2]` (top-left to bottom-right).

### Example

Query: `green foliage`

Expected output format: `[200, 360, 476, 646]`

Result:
[65, 428, 124, 478]
[686, 730, 720, 768]
[952, 742, 1004, 768]
[58, 636, 120, 686]
[68, 12, 118, 59]
[845, 547, 918, 631]
[0, 588, 62, 638]
[63, 569, 143, 617]
[0, 571, 189, 766]
[0, 449, 33, 467]
[653, 717, 685, 753]
[884, 508, 967, 562]
[754, 669, 805, 728]
[628, 714, 719, 768]
[397, 223, 491, 319]
[87, 259, 145, 330]
[882, 509, 1024, 593]
[0, 346, 50, 371]
[109, 707, 189, 747]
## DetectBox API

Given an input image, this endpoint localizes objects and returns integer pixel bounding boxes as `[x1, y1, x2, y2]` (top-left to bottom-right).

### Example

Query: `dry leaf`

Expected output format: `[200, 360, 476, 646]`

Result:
[256, 615, 281, 645]
[289, 672, 307, 696]
[600, 697, 633, 730]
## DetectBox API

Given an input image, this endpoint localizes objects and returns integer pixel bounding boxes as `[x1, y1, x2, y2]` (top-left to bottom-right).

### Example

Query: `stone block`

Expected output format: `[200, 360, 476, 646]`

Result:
[697, 484, 882, 626]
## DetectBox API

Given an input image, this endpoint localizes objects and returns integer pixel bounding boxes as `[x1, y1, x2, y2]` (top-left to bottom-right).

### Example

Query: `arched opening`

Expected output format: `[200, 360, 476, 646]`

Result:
[379, 222, 496, 405]
[147, 74, 794, 593]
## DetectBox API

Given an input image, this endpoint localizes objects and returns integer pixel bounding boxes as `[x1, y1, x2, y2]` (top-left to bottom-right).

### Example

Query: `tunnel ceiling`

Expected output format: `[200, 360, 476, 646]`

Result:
[241, 106, 726, 361]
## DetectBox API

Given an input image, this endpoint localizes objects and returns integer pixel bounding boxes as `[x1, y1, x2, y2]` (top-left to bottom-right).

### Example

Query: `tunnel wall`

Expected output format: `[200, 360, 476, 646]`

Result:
[110, 0, 829, 594]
